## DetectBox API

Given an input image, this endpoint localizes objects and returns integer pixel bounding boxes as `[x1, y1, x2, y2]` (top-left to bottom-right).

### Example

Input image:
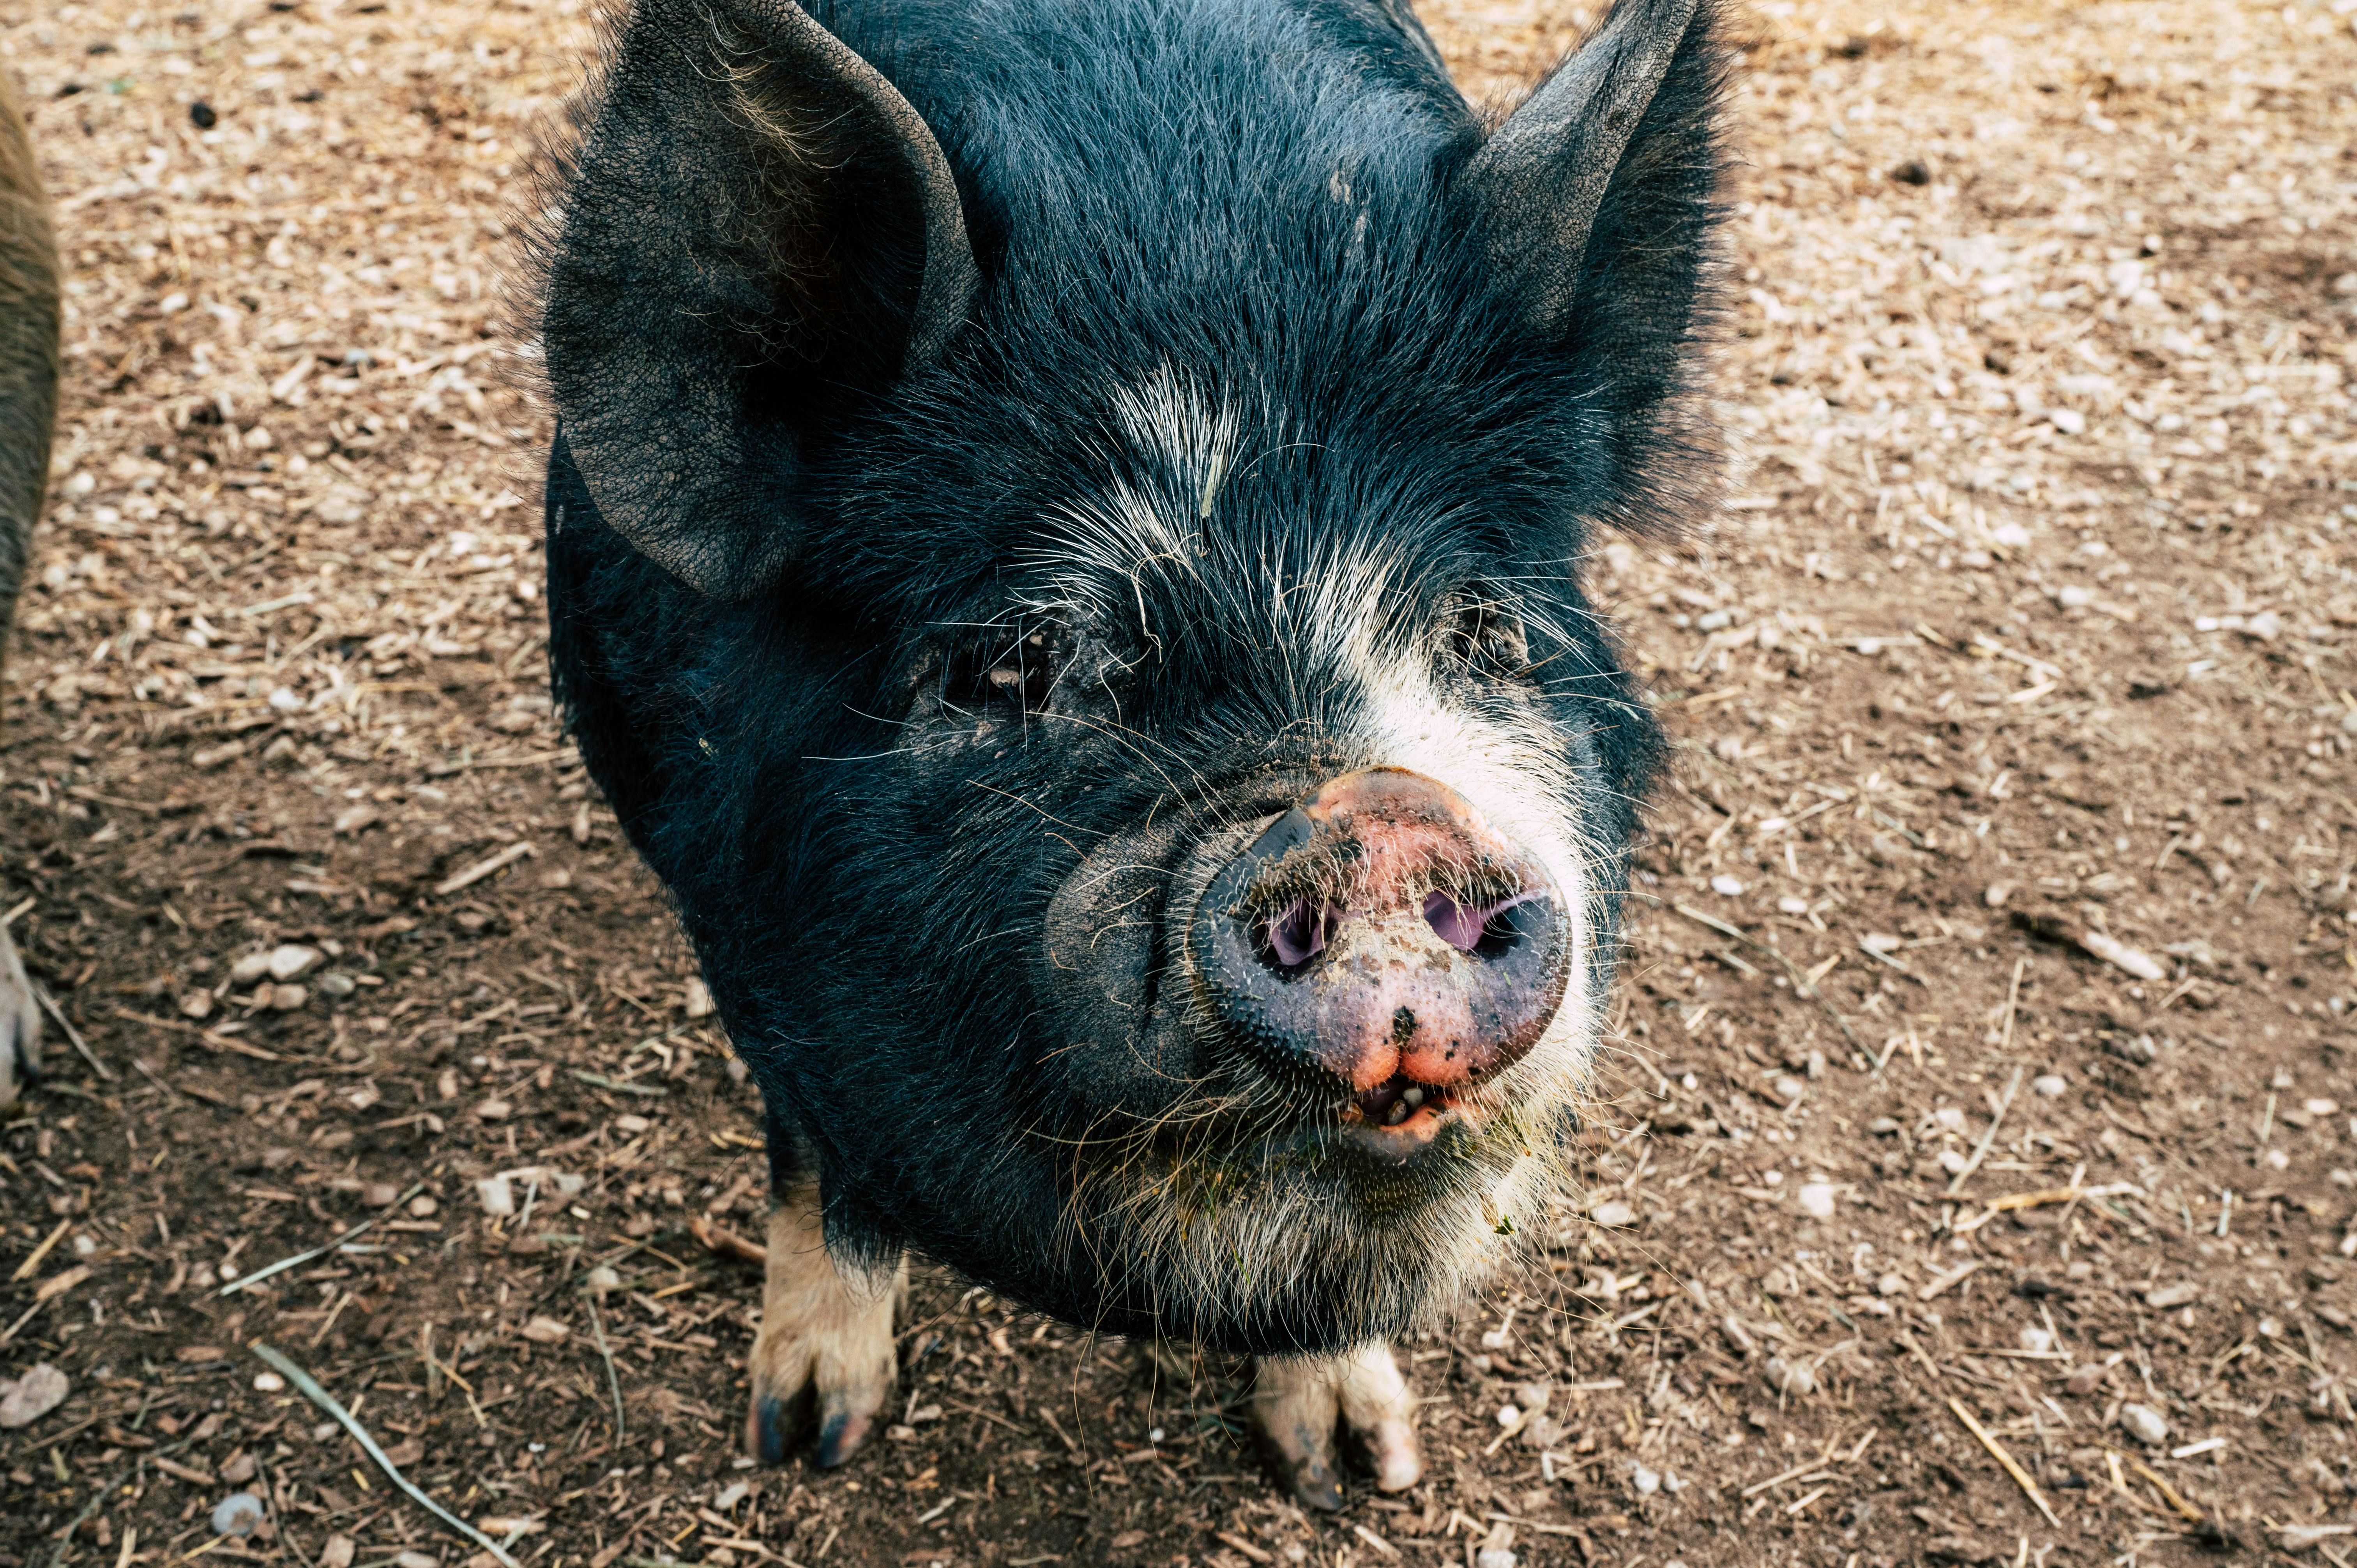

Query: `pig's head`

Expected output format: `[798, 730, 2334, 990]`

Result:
[535, 0, 1724, 1355]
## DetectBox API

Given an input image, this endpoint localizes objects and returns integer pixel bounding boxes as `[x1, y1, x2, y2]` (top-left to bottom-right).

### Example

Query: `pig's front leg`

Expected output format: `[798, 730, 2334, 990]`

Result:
[743, 1176, 905, 1469]
[1249, 1342, 1422, 1510]
[0, 924, 42, 1112]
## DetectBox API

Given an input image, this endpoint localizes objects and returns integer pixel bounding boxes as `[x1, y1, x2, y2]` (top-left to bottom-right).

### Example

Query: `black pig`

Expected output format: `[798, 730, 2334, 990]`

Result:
[534, 0, 1723, 1505]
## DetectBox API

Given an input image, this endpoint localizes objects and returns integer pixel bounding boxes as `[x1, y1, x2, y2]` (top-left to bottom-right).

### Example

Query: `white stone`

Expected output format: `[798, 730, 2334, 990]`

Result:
[1796, 1183, 1837, 1220]
[2120, 1403, 2170, 1445]
[1764, 1356, 1815, 1395]
[1710, 874, 1745, 896]
[212, 1494, 267, 1538]
[1590, 1199, 1636, 1229]
[0, 1363, 69, 1428]
[2033, 1074, 2067, 1097]
[475, 1175, 517, 1217]
[266, 944, 323, 982]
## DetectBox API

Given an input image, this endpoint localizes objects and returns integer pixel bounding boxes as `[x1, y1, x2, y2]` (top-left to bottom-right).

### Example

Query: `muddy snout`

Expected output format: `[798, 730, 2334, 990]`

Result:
[1191, 768, 1570, 1125]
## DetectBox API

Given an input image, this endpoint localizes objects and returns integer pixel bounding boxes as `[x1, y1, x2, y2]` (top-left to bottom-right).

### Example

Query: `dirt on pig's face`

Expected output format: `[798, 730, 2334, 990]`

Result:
[536, 0, 1723, 1355]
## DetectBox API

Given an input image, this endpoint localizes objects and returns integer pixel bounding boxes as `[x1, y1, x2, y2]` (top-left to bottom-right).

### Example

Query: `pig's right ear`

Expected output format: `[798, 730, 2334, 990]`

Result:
[539, 0, 976, 600]
[1454, 0, 1724, 516]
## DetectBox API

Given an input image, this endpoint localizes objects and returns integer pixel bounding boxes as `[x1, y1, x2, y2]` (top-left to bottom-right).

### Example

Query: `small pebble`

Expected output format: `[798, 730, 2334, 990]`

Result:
[2019, 1327, 2054, 1354]
[1777, 895, 1809, 914]
[2032, 1074, 2066, 1097]
[1773, 1076, 1804, 1102]
[1876, 1273, 1905, 1296]
[267, 944, 323, 982]
[476, 1175, 517, 1217]
[229, 951, 273, 985]
[1590, 1199, 1635, 1228]
[394, 1554, 438, 1568]
[318, 972, 358, 999]
[1764, 1356, 1815, 1395]
[521, 1315, 571, 1344]
[1475, 1553, 1517, 1568]
[1709, 874, 1744, 897]
[2065, 1364, 2106, 1396]
[584, 1265, 622, 1296]
[1495, 1403, 1522, 1429]
[0, 1363, 71, 1428]
[179, 991, 214, 1020]
[268, 983, 307, 1012]
[220, 1451, 257, 1483]
[2145, 1281, 2197, 1310]
[1631, 1464, 1662, 1495]
[319, 1537, 355, 1568]
[211, 1493, 267, 1538]
[408, 1195, 439, 1218]
[712, 1480, 750, 1511]
[253, 1371, 285, 1393]
[1795, 1182, 1836, 1219]
[2120, 1403, 2170, 1445]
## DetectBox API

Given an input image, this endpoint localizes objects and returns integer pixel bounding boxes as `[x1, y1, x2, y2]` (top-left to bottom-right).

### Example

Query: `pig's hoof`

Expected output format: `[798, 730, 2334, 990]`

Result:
[1250, 1342, 1423, 1510]
[0, 928, 42, 1113]
[741, 1185, 904, 1469]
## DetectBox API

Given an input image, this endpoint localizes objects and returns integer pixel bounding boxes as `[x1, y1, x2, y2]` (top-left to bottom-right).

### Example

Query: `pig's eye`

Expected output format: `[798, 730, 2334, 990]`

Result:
[1440, 598, 1529, 679]
[942, 626, 1067, 715]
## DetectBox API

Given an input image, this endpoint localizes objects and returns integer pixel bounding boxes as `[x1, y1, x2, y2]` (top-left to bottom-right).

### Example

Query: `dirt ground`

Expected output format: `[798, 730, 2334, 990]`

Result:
[2, 0, 2354, 1565]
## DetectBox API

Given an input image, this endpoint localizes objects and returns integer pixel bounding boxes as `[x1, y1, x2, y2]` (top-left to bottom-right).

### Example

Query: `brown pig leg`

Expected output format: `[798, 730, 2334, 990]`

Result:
[742, 1176, 905, 1469]
[1251, 1342, 1423, 1510]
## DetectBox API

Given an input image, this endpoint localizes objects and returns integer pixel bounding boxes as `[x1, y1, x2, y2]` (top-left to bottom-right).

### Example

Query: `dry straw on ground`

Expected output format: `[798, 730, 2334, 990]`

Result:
[1, 0, 2353, 1565]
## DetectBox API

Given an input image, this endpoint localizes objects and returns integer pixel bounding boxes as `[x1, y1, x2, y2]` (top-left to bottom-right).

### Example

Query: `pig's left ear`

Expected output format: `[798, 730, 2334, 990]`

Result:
[539, 0, 977, 600]
[1455, 0, 1725, 496]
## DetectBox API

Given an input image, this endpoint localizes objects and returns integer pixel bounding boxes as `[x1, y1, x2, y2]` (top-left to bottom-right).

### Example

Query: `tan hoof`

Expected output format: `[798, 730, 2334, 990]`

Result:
[741, 1179, 904, 1469]
[0, 926, 42, 1112]
[1249, 1342, 1423, 1509]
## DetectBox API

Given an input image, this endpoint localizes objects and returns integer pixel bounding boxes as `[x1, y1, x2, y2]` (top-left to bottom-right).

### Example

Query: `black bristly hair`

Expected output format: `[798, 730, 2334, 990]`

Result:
[535, 0, 1726, 1351]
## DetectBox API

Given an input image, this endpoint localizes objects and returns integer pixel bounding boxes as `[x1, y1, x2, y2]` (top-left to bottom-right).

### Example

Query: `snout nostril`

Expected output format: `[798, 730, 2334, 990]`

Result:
[1420, 892, 1482, 952]
[1421, 890, 1541, 955]
[1263, 898, 1338, 968]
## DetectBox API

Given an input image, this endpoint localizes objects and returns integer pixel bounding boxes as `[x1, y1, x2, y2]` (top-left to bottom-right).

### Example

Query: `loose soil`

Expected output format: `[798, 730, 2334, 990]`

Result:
[2, 0, 2353, 1566]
